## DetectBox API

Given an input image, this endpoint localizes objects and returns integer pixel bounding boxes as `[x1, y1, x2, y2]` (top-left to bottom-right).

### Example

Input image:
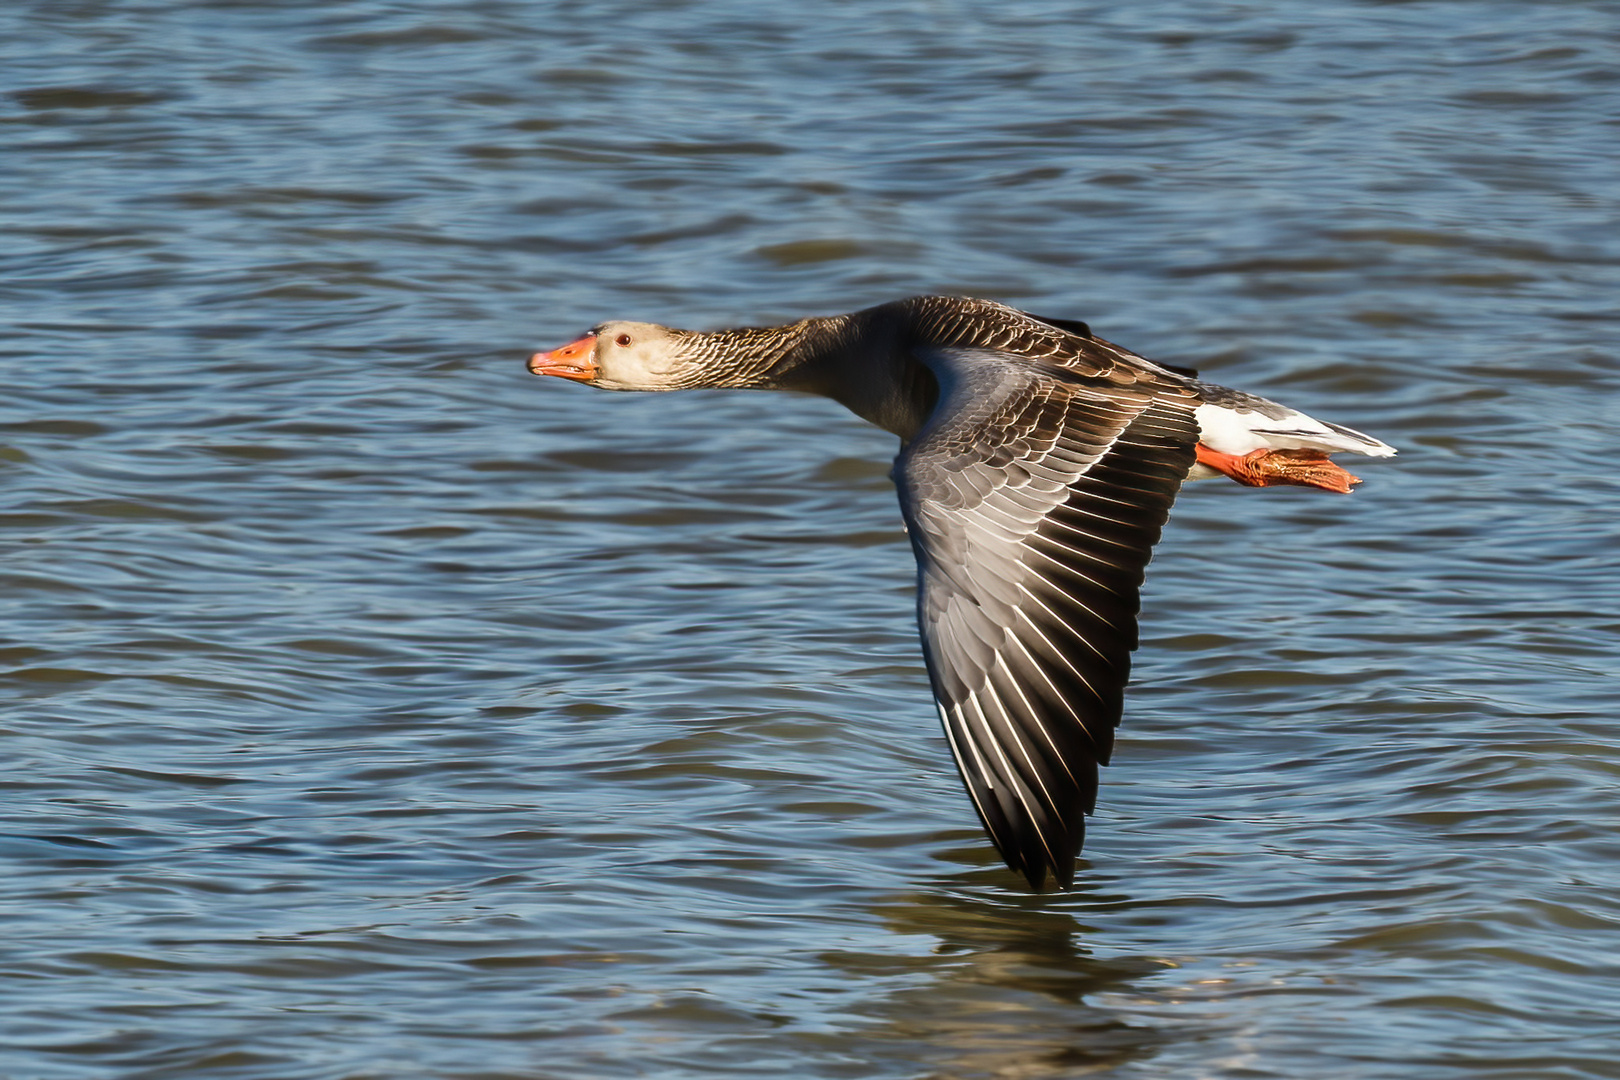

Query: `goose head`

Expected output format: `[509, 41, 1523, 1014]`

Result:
[528, 321, 696, 391]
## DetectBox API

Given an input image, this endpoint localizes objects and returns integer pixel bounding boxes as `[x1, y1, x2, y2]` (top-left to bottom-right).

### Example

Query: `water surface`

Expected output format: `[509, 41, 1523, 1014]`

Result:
[3, 1, 1619, 1077]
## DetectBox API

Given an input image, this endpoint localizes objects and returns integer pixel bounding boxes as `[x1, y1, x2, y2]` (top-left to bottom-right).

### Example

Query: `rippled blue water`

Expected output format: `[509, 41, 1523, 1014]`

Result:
[4, 1, 1619, 1077]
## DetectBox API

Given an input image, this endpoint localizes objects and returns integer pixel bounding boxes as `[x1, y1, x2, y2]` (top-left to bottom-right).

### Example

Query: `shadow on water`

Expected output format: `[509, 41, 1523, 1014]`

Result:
[820, 870, 1187, 1078]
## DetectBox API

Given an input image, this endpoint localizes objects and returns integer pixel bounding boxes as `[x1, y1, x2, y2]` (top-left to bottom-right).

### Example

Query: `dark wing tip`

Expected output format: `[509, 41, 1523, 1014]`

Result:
[1030, 313, 1094, 340]
[1151, 359, 1200, 379]
[1016, 827, 1080, 891]
[1028, 314, 1201, 381]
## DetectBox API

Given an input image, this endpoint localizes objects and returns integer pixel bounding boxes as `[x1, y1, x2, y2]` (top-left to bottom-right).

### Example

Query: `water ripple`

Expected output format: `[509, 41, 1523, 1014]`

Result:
[3, 0, 1620, 1077]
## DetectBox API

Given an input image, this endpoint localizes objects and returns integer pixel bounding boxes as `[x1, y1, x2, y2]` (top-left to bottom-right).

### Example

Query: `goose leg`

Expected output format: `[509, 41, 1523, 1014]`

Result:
[1195, 444, 1361, 494]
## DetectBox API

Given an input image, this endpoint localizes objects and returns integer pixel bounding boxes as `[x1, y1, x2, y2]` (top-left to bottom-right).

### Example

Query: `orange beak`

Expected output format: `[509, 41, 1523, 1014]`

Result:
[528, 333, 599, 380]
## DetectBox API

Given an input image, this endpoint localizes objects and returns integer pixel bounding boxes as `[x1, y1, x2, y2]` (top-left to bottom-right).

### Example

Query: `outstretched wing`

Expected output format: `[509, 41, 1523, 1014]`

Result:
[895, 347, 1199, 889]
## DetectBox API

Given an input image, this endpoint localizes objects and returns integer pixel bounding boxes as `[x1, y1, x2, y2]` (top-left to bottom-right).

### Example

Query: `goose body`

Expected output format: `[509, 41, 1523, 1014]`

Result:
[528, 296, 1394, 889]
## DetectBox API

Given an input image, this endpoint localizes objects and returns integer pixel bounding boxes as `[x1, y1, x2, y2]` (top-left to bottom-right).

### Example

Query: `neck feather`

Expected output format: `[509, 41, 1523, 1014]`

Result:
[674, 314, 852, 392]
[679, 299, 1017, 439]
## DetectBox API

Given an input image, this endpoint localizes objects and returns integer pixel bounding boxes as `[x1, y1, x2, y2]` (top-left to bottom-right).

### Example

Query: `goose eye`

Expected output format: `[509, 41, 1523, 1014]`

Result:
[615, 334, 633, 347]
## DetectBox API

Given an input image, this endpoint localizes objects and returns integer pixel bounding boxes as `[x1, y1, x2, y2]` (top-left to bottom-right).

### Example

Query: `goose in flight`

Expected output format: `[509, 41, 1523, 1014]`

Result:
[528, 295, 1395, 889]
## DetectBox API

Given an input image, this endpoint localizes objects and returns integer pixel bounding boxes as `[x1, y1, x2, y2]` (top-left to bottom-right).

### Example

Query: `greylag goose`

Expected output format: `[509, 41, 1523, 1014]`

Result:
[528, 296, 1394, 890]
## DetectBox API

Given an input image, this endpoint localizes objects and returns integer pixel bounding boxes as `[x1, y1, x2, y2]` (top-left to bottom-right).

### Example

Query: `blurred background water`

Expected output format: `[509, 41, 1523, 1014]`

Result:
[3, 1, 1619, 1077]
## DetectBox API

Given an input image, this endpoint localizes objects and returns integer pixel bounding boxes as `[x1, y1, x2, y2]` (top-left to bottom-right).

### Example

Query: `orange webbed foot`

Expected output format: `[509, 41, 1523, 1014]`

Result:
[1196, 444, 1361, 494]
